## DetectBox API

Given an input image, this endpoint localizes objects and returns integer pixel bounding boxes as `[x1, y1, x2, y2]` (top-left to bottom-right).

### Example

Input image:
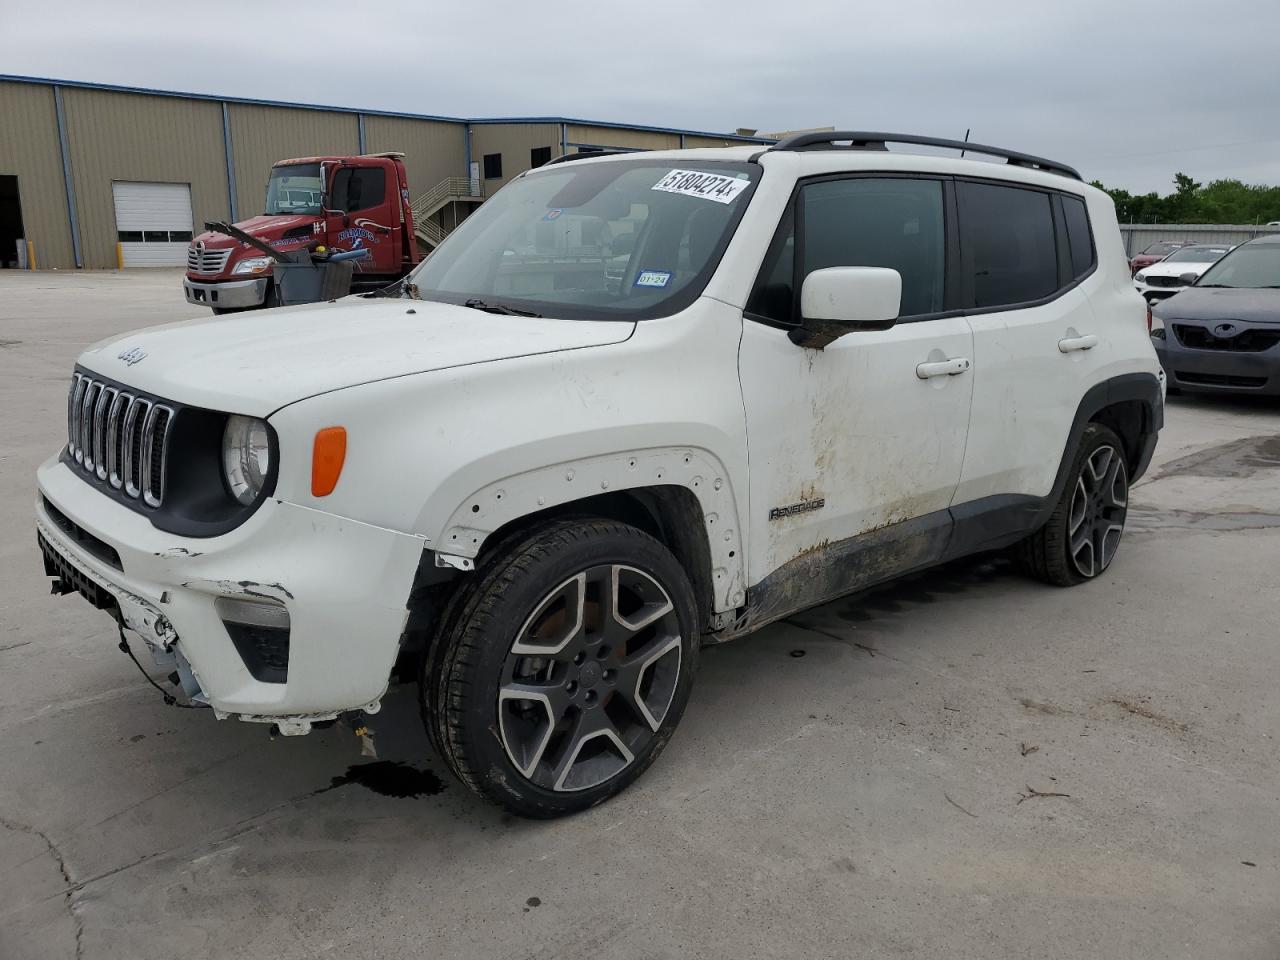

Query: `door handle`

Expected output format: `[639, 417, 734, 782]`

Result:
[915, 357, 971, 379]
[1058, 334, 1098, 353]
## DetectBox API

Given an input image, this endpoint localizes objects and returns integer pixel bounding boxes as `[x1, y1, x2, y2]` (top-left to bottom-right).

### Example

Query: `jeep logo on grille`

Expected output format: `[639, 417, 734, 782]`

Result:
[117, 346, 148, 366]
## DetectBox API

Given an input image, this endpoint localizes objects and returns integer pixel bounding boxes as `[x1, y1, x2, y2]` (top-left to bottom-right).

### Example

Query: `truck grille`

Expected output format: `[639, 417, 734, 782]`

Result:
[187, 245, 231, 274]
[66, 372, 174, 508]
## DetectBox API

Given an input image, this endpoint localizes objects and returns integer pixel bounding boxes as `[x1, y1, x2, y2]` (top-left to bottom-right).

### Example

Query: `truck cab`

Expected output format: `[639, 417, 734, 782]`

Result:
[184, 152, 418, 312]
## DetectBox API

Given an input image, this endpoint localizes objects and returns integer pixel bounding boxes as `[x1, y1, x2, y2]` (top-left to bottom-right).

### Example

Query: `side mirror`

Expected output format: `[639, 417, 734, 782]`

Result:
[1179, 272, 1199, 285]
[789, 267, 902, 349]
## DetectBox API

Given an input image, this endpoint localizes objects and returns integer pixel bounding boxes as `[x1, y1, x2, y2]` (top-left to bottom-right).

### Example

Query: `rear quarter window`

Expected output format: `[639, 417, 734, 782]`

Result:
[958, 181, 1058, 308]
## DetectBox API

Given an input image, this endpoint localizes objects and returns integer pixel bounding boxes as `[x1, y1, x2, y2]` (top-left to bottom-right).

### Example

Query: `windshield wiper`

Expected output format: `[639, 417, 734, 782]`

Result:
[463, 298, 541, 318]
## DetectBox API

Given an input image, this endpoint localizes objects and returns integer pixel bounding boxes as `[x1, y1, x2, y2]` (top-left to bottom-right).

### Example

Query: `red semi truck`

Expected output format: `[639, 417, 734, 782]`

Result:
[184, 152, 420, 312]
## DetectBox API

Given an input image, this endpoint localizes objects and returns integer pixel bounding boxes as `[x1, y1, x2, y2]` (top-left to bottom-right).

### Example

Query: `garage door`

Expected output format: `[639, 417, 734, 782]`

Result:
[111, 181, 194, 267]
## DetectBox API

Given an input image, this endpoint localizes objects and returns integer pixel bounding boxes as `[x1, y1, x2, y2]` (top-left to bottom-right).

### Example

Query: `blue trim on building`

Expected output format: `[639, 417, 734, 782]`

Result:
[0, 73, 776, 145]
[52, 86, 83, 268]
[221, 101, 238, 221]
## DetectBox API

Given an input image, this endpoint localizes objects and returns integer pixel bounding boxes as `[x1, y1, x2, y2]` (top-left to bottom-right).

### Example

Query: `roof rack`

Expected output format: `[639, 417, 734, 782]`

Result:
[768, 131, 1082, 181]
[544, 149, 633, 166]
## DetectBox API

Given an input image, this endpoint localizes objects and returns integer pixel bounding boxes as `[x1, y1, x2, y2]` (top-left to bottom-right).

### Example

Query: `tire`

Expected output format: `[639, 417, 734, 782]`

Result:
[1014, 423, 1130, 587]
[421, 519, 699, 818]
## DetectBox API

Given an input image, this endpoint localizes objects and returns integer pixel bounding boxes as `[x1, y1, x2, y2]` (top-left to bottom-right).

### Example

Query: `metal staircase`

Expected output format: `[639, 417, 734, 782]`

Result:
[411, 177, 485, 250]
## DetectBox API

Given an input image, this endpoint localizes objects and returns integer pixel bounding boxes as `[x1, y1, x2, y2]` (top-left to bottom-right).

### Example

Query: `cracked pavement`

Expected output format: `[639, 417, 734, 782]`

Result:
[2, 271, 1279, 959]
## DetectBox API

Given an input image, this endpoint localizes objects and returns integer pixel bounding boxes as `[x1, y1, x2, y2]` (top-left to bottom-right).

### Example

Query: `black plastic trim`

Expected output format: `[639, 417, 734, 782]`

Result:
[767, 131, 1082, 181]
[65, 365, 279, 539]
[42, 496, 122, 570]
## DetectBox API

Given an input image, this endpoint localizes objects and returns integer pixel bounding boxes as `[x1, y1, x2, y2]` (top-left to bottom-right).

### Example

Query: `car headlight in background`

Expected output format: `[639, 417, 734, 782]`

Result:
[232, 256, 274, 276]
[222, 415, 272, 505]
[1134, 272, 1147, 283]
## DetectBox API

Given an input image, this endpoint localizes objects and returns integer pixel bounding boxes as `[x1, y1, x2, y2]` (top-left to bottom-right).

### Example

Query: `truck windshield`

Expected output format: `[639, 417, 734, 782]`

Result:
[265, 164, 324, 215]
[405, 158, 760, 320]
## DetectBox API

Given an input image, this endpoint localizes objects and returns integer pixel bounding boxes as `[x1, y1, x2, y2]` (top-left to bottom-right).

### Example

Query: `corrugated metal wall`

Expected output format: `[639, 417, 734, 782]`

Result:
[470, 123, 562, 193]
[0, 81, 75, 269]
[227, 104, 360, 222]
[566, 124, 681, 151]
[1120, 223, 1280, 255]
[361, 115, 466, 197]
[61, 87, 229, 269]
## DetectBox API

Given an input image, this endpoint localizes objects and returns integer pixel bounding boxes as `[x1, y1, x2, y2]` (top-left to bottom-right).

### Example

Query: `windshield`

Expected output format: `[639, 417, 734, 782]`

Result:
[1143, 242, 1183, 257]
[405, 158, 759, 319]
[1196, 243, 1280, 288]
[1165, 245, 1230, 263]
[265, 164, 323, 215]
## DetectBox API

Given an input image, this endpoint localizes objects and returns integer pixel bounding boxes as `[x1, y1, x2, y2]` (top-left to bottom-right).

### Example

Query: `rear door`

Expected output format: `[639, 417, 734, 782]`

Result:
[953, 181, 1103, 508]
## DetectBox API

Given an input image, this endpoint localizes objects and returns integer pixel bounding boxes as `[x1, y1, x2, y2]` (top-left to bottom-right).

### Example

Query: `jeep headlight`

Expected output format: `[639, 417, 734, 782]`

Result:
[222, 415, 271, 505]
[232, 256, 274, 276]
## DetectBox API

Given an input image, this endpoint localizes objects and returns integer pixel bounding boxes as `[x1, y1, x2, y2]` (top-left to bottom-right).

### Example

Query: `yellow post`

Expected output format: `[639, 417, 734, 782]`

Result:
[116, 242, 124, 270]
[27, 240, 36, 270]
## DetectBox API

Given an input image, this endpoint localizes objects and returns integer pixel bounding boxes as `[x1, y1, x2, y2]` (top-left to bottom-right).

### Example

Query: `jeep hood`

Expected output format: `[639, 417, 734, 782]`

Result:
[79, 298, 635, 415]
[1152, 288, 1280, 324]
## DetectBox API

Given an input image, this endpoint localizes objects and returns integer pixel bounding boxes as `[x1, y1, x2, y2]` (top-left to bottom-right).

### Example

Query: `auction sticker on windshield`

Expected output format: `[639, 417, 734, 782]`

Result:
[652, 169, 751, 204]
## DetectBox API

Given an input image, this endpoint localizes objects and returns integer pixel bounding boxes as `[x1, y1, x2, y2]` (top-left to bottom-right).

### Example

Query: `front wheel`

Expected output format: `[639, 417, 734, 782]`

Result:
[1014, 423, 1130, 586]
[423, 520, 699, 818]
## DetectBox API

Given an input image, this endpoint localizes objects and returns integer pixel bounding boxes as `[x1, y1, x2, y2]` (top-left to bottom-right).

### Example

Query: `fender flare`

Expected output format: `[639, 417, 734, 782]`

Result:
[434, 446, 747, 611]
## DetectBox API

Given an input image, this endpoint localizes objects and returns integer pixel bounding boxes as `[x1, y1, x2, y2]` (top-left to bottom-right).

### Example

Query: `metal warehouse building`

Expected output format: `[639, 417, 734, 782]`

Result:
[0, 75, 774, 271]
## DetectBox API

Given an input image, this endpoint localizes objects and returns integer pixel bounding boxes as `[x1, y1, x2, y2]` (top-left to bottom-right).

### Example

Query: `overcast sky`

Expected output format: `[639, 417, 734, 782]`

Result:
[3, 0, 1277, 194]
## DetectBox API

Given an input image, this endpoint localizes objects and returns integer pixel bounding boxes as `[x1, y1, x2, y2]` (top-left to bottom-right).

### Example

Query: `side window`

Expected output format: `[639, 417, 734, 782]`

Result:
[746, 178, 945, 324]
[329, 167, 386, 214]
[1061, 194, 1095, 279]
[958, 181, 1057, 308]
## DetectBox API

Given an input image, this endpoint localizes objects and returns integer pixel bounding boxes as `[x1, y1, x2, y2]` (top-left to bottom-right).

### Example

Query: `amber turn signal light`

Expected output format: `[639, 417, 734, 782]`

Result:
[311, 427, 347, 497]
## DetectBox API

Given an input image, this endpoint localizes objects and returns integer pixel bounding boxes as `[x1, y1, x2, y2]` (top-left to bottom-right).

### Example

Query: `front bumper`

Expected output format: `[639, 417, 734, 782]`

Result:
[184, 276, 268, 310]
[1152, 322, 1280, 395]
[1134, 279, 1186, 302]
[35, 455, 426, 728]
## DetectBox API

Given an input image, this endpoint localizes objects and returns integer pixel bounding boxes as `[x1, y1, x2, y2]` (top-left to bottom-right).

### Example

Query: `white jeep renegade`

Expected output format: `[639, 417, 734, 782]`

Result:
[36, 133, 1163, 817]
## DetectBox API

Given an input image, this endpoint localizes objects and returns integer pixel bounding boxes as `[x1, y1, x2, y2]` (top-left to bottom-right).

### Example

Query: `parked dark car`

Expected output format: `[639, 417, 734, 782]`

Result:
[1130, 240, 1191, 276]
[1150, 235, 1280, 395]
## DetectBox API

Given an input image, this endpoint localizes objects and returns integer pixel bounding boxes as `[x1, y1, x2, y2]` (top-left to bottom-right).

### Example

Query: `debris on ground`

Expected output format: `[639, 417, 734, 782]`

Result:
[1020, 742, 1039, 757]
[1017, 785, 1071, 804]
[944, 793, 978, 818]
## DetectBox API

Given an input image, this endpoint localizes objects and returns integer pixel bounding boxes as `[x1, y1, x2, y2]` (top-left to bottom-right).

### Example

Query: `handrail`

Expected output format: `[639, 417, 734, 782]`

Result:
[410, 176, 484, 247]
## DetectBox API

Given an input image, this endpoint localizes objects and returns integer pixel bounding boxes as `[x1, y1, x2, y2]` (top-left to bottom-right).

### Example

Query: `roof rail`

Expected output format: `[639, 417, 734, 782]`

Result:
[544, 149, 633, 166]
[768, 131, 1082, 181]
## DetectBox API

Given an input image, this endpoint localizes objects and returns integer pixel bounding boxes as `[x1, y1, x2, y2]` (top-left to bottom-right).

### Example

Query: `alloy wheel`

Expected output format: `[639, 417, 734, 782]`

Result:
[497, 564, 683, 792]
[1068, 444, 1128, 578]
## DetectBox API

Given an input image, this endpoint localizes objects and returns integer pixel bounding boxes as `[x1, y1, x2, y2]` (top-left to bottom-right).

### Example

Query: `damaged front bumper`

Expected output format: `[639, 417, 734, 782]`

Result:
[36, 455, 426, 733]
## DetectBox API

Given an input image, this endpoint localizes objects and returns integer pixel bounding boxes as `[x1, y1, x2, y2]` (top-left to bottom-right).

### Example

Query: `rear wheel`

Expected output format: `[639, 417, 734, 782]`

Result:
[422, 520, 699, 818]
[1014, 423, 1129, 586]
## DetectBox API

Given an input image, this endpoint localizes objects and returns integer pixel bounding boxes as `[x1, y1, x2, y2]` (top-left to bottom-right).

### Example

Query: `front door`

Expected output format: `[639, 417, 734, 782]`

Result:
[738, 176, 974, 607]
[326, 161, 399, 275]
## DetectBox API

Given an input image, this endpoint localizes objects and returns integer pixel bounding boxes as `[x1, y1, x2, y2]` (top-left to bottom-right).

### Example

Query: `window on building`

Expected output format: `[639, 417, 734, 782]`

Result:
[531, 146, 553, 169]
[958, 182, 1058, 308]
[328, 167, 386, 214]
[117, 231, 143, 243]
[483, 153, 503, 179]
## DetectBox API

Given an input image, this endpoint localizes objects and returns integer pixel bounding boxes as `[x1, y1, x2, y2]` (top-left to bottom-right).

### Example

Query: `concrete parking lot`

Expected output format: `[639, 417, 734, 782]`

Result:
[2, 269, 1279, 960]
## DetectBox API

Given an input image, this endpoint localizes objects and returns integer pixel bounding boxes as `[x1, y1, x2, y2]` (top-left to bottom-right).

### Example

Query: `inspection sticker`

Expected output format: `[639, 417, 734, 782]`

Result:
[652, 169, 750, 204]
[634, 270, 672, 288]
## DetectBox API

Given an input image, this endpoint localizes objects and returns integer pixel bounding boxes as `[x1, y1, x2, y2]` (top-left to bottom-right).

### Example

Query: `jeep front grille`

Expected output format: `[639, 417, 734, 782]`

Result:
[67, 373, 174, 507]
[187, 246, 231, 274]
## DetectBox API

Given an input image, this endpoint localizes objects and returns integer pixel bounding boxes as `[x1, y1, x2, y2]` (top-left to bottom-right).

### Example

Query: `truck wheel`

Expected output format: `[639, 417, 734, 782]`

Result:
[422, 520, 699, 818]
[1014, 423, 1129, 587]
